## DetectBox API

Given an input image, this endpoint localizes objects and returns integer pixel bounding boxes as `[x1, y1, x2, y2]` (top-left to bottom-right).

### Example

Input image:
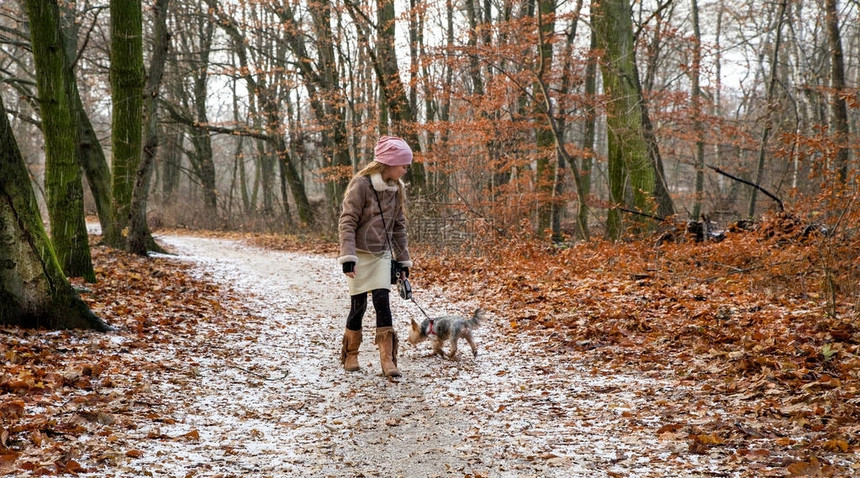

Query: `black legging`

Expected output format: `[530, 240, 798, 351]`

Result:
[346, 289, 392, 331]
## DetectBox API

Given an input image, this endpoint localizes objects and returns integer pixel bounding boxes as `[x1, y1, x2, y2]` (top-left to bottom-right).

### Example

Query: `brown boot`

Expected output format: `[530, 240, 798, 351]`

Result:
[340, 329, 362, 372]
[374, 326, 401, 377]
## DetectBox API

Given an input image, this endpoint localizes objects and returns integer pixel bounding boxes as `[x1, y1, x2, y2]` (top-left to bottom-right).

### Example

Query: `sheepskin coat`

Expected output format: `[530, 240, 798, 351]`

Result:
[338, 173, 412, 267]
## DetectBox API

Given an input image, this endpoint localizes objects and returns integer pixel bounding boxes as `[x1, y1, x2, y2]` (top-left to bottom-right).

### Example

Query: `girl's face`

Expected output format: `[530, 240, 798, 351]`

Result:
[382, 164, 409, 181]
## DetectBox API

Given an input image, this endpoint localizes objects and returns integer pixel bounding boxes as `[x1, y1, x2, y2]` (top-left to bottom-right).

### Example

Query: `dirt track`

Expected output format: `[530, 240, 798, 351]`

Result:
[98, 234, 739, 477]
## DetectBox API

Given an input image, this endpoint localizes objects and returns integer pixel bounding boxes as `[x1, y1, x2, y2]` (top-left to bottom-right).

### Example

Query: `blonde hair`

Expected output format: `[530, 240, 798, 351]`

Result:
[352, 161, 407, 214]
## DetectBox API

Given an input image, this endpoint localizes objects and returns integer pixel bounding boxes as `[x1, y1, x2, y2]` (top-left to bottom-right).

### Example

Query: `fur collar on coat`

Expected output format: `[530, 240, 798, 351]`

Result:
[369, 172, 402, 192]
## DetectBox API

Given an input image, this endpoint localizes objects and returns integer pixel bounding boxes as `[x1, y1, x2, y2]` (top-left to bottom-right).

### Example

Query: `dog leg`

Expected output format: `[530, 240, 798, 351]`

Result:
[464, 331, 478, 357]
[447, 338, 459, 360]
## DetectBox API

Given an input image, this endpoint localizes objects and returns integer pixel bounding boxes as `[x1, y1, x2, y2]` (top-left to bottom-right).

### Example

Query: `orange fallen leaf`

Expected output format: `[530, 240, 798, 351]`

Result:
[693, 434, 724, 445]
[787, 456, 821, 476]
[657, 423, 683, 434]
[60, 459, 84, 473]
[822, 439, 849, 453]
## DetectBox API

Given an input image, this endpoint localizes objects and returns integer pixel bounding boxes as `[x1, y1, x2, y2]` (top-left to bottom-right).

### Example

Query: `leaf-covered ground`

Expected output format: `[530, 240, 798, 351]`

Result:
[405, 213, 860, 476]
[1, 214, 858, 476]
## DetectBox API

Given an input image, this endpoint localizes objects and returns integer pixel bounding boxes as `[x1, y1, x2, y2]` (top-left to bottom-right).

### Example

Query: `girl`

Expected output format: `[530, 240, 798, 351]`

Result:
[338, 136, 413, 377]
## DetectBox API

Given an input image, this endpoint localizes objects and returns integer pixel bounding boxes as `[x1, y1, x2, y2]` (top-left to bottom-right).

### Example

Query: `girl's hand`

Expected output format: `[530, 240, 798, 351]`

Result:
[342, 261, 356, 278]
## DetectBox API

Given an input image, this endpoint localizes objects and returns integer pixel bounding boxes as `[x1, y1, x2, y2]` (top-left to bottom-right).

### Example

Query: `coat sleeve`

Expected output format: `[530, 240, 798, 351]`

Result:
[338, 178, 363, 264]
[392, 195, 412, 267]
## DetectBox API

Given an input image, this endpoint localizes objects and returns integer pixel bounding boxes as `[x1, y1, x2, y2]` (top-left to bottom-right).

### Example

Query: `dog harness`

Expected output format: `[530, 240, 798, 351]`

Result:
[427, 319, 436, 336]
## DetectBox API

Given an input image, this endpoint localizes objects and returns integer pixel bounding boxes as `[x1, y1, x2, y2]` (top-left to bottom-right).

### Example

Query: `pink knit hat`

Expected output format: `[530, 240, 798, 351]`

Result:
[374, 136, 413, 166]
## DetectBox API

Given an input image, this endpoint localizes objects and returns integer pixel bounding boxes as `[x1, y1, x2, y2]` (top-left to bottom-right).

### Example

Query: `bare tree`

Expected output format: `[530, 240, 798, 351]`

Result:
[824, 0, 851, 182]
[128, 0, 170, 255]
[748, 0, 788, 218]
[690, 0, 706, 220]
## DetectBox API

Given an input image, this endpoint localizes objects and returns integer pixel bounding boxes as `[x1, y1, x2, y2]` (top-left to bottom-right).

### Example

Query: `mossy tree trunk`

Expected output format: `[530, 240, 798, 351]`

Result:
[59, 2, 116, 243]
[24, 0, 95, 282]
[592, 0, 659, 239]
[579, 30, 599, 241]
[0, 94, 109, 331]
[107, 0, 145, 248]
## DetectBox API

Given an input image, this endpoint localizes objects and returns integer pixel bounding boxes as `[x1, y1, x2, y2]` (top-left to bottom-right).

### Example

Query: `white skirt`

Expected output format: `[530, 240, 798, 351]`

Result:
[348, 251, 392, 296]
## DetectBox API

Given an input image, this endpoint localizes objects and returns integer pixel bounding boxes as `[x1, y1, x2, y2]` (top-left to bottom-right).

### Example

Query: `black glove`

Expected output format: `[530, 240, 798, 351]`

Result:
[399, 264, 409, 278]
[343, 261, 355, 274]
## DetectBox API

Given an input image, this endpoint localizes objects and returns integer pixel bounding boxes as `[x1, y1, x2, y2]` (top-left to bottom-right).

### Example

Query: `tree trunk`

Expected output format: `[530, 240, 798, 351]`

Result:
[128, 0, 170, 256]
[633, 63, 676, 221]
[271, 1, 349, 220]
[464, 0, 486, 98]
[351, 0, 425, 190]
[824, 0, 850, 182]
[160, 125, 181, 201]
[189, 14, 219, 223]
[592, 0, 659, 239]
[73, 88, 116, 241]
[579, 29, 598, 241]
[310, 1, 351, 219]
[408, 0, 420, 126]
[533, 0, 557, 239]
[713, 1, 725, 200]
[58, 4, 116, 243]
[107, 0, 145, 248]
[0, 94, 109, 330]
[229, 74, 250, 216]
[748, 0, 788, 218]
[439, 0, 454, 169]
[160, 52, 182, 204]
[690, 0, 705, 220]
[25, 0, 95, 282]
[549, 0, 589, 241]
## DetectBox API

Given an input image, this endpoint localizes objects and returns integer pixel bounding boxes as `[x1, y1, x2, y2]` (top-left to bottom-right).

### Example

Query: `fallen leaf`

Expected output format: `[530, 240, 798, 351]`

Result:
[822, 439, 849, 453]
[787, 456, 821, 476]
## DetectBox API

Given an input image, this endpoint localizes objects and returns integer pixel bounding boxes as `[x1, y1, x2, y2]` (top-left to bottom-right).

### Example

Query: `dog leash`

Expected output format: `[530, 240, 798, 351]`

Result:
[398, 277, 436, 335]
[367, 177, 437, 336]
[412, 295, 436, 336]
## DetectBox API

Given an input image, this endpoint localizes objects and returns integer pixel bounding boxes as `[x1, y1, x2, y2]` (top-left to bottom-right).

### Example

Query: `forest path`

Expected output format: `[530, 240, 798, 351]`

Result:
[115, 234, 731, 477]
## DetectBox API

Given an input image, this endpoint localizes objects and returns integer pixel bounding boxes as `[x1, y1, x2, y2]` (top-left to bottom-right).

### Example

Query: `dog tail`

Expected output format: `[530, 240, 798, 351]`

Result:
[466, 308, 484, 329]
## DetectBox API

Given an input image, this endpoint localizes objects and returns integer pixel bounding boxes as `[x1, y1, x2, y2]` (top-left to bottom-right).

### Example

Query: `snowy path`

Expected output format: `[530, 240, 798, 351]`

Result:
[116, 235, 733, 477]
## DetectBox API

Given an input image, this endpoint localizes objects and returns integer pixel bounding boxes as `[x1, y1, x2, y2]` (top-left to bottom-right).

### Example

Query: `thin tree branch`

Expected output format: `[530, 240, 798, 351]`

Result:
[71, 6, 107, 71]
[707, 164, 784, 212]
[161, 100, 274, 142]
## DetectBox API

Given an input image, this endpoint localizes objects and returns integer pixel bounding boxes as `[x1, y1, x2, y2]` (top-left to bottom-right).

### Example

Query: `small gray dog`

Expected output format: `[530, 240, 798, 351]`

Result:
[407, 308, 484, 359]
